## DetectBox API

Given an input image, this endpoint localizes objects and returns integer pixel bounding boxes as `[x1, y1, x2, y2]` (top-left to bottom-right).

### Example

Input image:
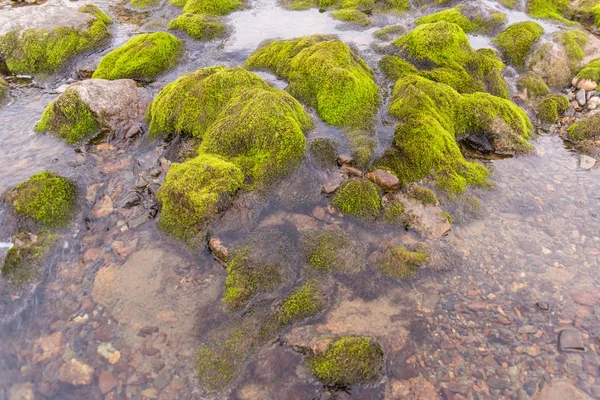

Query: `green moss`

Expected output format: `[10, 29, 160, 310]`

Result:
[175, 0, 243, 15]
[406, 185, 438, 205]
[378, 244, 428, 279]
[79, 4, 114, 24]
[308, 336, 384, 387]
[6, 171, 77, 227]
[526, 0, 572, 23]
[35, 89, 101, 144]
[282, 0, 409, 12]
[92, 32, 182, 81]
[566, 114, 600, 141]
[414, 5, 506, 34]
[196, 345, 237, 391]
[156, 154, 243, 243]
[0, 8, 111, 75]
[346, 129, 376, 170]
[557, 30, 588, 62]
[1, 231, 57, 285]
[167, 13, 226, 40]
[331, 180, 381, 219]
[379, 55, 417, 81]
[382, 197, 406, 224]
[129, 0, 161, 10]
[332, 9, 371, 25]
[245, 35, 380, 129]
[498, 0, 517, 8]
[223, 247, 282, 310]
[442, 211, 453, 223]
[566, 0, 600, 27]
[0, 77, 8, 102]
[493, 21, 544, 69]
[536, 94, 570, 124]
[278, 279, 326, 324]
[309, 138, 339, 167]
[577, 58, 600, 82]
[301, 230, 352, 272]
[373, 25, 405, 41]
[517, 72, 551, 99]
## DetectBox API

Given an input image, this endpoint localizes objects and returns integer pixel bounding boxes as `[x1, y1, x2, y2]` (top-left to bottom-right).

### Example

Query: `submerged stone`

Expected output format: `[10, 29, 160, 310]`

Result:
[558, 329, 585, 352]
[278, 279, 326, 324]
[331, 180, 382, 219]
[0, 77, 7, 103]
[1, 231, 56, 285]
[377, 244, 428, 280]
[0, 4, 112, 75]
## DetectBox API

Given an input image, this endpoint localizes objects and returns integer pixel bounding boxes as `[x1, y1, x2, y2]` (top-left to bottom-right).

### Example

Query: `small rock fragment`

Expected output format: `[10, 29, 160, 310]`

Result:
[323, 173, 344, 195]
[576, 89, 586, 106]
[208, 238, 228, 263]
[558, 329, 585, 352]
[365, 169, 400, 191]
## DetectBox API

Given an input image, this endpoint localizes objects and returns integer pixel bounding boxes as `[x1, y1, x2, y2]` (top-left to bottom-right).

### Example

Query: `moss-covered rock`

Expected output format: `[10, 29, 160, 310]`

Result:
[527, 0, 572, 23]
[558, 30, 588, 63]
[282, 0, 409, 13]
[308, 336, 384, 387]
[301, 230, 364, 273]
[6, 171, 77, 228]
[278, 279, 326, 324]
[567, 114, 600, 141]
[156, 154, 243, 244]
[565, 0, 600, 28]
[1, 231, 57, 285]
[377, 244, 428, 279]
[331, 180, 382, 219]
[92, 32, 182, 81]
[332, 9, 371, 26]
[0, 4, 112, 75]
[167, 13, 226, 40]
[309, 137, 340, 167]
[174, 0, 243, 15]
[517, 72, 551, 99]
[536, 94, 570, 124]
[406, 184, 438, 205]
[379, 55, 418, 81]
[493, 21, 544, 69]
[415, 5, 506, 34]
[576, 58, 600, 83]
[373, 25, 405, 41]
[128, 0, 161, 10]
[0, 77, 8, 102]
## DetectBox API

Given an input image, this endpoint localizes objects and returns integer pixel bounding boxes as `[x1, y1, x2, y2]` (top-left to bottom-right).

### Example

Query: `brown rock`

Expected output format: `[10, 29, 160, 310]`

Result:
[288, 213, 318, 232]
[111, 241, 132, 259]
[532, 379, 593, 400]
[340, 165, 362, 177]
[32, 331, 64, 364]
[323, 173, 343, 195]
[98, 371, 117, 394]
[366, 169, 400, 191]
[92, 195, 114, 218]
[467, 300, 487, 312]
[337, 154, 353, 165]
[209, 238, 228, 263]
[59, 359, 94, 385]
[385, 376, 440, 399]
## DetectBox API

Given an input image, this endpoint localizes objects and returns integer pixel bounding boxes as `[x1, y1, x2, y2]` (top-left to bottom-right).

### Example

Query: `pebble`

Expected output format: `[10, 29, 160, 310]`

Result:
[587, 96, 599, 110]
[576, 89, 586, 107]
[578, 155, 597, 170]
[323, 173, 343, 195]
[58, 359, 95, 385]
[559, 329, 585, 352]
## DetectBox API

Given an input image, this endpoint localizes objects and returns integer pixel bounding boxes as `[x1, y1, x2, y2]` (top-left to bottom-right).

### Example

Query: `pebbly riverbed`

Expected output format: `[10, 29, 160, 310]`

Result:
[0, 0, 599, 399]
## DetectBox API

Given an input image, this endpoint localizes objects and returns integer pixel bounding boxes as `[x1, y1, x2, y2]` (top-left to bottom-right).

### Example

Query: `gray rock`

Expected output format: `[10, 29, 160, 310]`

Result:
[579, 155, 597, 170]
[586, 90, 597, 100]
[576, 88, 586, 107]
[0, 3, 94, 37]
[587, 96, 600, 110]
[558, 329, 585, 352]
[385, 192, 451, 239]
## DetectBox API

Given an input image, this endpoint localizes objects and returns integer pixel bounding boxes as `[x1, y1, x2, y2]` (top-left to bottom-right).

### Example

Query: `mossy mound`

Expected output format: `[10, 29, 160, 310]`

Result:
[129, 0, 161, 10]
[373, 25, 405, 41]
[6, 171, 77, 228]
[536, 94, 570, 124]
[174, 0, 243, 15]
[566, 0, 600, 28]
[278, 279, 326, 324]
[167, 14, 226, 40]
[406, 184, 438, 205]
[0, 5, 112, 75]
[92, 32, 182, 81]
[245, 35, 380, 129]
[331, 180, 382, 219]
[332, 9, 371, 26]
[308, 336, 384, 387]
[567, 114, 600, 141]
[382, 197, 406, 223]
[377, 244, 428, 279]
[373, 75, 532, 192]
[415, 5, 506, 34]
[309, 137, 340, 167]
[527, 0, 572, 23]
[156, 154, 243, 243]
[1, 231, 56, 285]
[147, 66, 312, 186]
[558, 30, 588, 62]
[493, 21, 544, 69]
[393, 22, 508, 98]
[379, 55, 418, 81]
[517, 72, 551, 99]
[35, 89, 101, 144]
[301, 230, 364, 273]
[282, 0, 409, 13]
[576, 58, 600, 83]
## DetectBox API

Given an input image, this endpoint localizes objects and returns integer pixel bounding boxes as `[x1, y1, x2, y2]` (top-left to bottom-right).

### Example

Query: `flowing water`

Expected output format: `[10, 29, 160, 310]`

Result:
[0, 0, 599, 399]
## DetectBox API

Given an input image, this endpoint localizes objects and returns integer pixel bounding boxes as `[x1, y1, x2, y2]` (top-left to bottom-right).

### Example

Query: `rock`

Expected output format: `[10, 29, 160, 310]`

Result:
[532, 379, 593, 400]
[518, 325, 536, 334]
[58, 359, 95, 386]
[385, 376, 441, 400]
[587, 96, 600, 109]
[337, 154, 353, 165]
[516, 345, 541, 356]
[97, 342, 121, 364]
[387, 193, 451, 239]
[487, 377, 511, 390]
[92, 195, 114, 218]
[288, 213, 318, 231]
[466, 300, 487, 312]
[570, 289, 600, 305]
[32, 331, 64, 363]
[559, 329, 585, 352]
[340, 165, 362, 177]
[153, 369, 172, 390]
[9, 382, 34, 400]
[578, 155, 597, 170]
[445, 377, 474, 395]
[576, 89, 587, 106]
[536, 301, 550, 311]
[586, 90, 597, 100]
[98, 371, 117, 394]
[323, 173, 344, 195]
[365, 169, 400, 191]
[208, 238, 228, 263]
[573, 77, 598, 91]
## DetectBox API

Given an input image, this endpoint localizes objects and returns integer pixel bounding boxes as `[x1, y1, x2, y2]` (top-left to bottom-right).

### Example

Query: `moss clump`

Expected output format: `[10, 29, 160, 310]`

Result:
[493, 22, 544, 69]
[196, 345, 237, 391]
[0, 7, 112, 75]
[406, 185, 438, 205]
[527, 0, 572, 23]
[301, 230, 356, 272]
[576, 58, 600, 83]
[34, 89, 101, 144]
[167, 14, 226, 40]
[6, 171, 77, 227]
[379, 55, 418, 81]
[566, 0, 600, 27]
[0, 77, 7, 102]
[92, 32, 182, 81]
[382, 197, 406, 224]
[415, 6, 505, 34]
[175, 0, 243, 15]
[156, 154, 243, 243]
[566, 114, 600, 142]
[223, 247, 282, 309]
[308, 336, 384, 387]
[129, 0, 161, 10]
[536, 94, 570, 124]
[373, 25, 405, 41]
[282, 0, 409, 12]
[1, 231, 57, 285]
[332, 9, 371, 26]
[331, 180, 382, 219]
[557, 30, 588, 63]
[278, 279, 326, 324]
[517, 72, 551, 99]
[377, 244, 428, 280]
[245, 35, 380, 129]
[309, 138, 339, 167]
[499, 0, 517, 8]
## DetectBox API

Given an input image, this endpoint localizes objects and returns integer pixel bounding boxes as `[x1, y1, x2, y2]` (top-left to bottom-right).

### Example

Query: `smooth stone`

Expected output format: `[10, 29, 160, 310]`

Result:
[576, 88, 586, 106]
[365, 169, 400, 191]
[536, 301, 550, 311]
[587, 96, 600, 110]
[558, 329, 585, 352]
[340, 165, 362, 177]
[574, 78, 598, 91]
[208, 238, 228, 263]
[579, 155, 597, 170]
[586, 90, 596, 100]
[58, 359, 95, 386]
[323, 173, 344, 195]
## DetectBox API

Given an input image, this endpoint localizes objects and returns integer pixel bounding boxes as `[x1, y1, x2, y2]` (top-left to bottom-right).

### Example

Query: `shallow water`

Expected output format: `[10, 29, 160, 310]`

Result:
[0, 0, 599, 399]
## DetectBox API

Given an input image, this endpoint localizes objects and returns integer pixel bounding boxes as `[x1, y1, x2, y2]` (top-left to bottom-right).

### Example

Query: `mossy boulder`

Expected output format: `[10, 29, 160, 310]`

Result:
[565, 0, 600, 28]
[35, 79, 151, 144]
[379, 55, 418, 81]
[536, 94, 570, 124]
[377, 244, 428, 280]
[167, 14, 226, 40]
[331, 180, 382, 219]
[1, 231, 57, 285]
[527, 0, 572, 23]
[0, 4, 112, 75]
[393, 22, 508, 98]
[373, 25, 405, 41]
[493, 21, 544, 69]
[129, 0, 161, 10]
[517, 72, 551, 99]
[308, 336, 384, 387]
[0, 77, 7, 102]
[92, 32, 183, 81]
[278, 279, 326, 324]
[5, 171, 77, 227]
[156, 154, 243, 244]
[282, 0, 409, 12]
[576, 58, 600, 84]
[301, 230, 365, 273]
[567, 114, 600, 142]
[415, 5, 506, 34]
[332, 9, 371, 26]
[173, 0, 243, 15]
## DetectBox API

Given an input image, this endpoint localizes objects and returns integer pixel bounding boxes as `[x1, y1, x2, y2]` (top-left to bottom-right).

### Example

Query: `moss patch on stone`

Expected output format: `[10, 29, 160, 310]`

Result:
[6, 171, 77, 227]
[373, 25, 405, 41]
[527, 0, 572, 23]
[308, 336, 384, 387]
[301, 230, 360, 273]
[377, 244, 428, 279]
[278, 279, 326, 324]
[577, 58, 600, 82]
[167, 13, 226, 40]
[129, 0, 161, 10]
[309, 137, 339, 167]
[415, 5, 505, 34]
[0, 6, 112, 75]
[175, 0, 243, 15]
[536, 94, 570, 124]
[0, 77, 7, 102]
[566, 0, 600, 27]
[382, 197, 406, 224]
[282, 0, 409, 13]
[92, 32, 182, 81]
[332, 9, 371, 26]
[379, 55, 418, 81]
[557, 30, 588, 63]
[406, 185, 438, 205]
[331, 180, 382, 219]
[567, 114, 600, 141]
[493, 21, 544, 69]
[517, 72, 551, 99]
[1, 231, 57, 285]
